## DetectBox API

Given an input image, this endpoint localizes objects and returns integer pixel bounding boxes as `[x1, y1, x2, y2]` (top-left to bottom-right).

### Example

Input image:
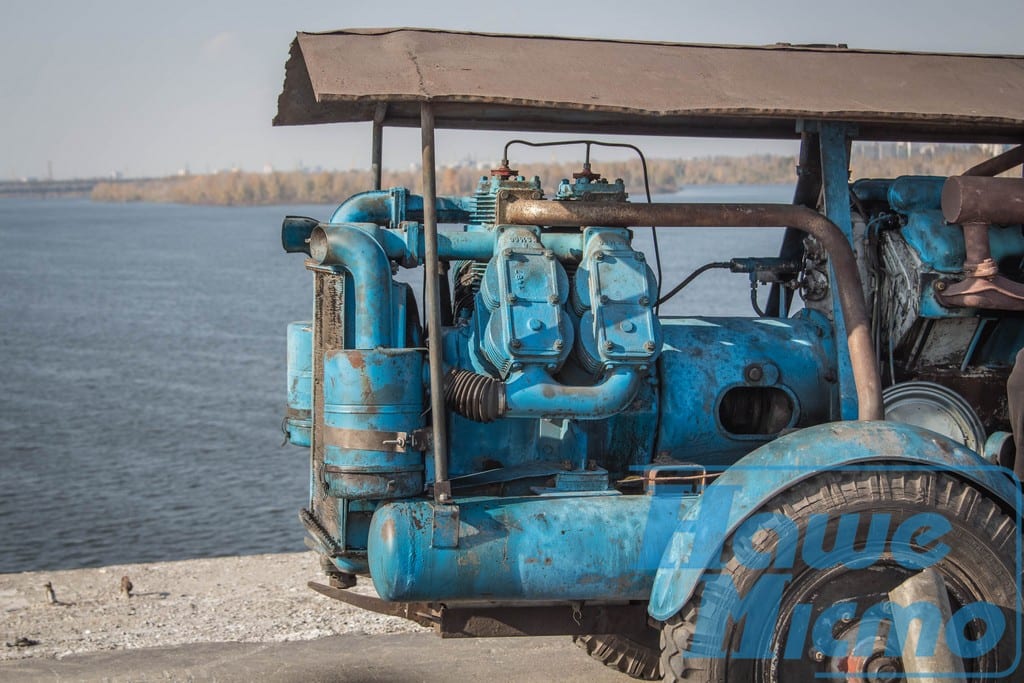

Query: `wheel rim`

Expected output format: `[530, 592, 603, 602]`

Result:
[754, 552, 993, 681]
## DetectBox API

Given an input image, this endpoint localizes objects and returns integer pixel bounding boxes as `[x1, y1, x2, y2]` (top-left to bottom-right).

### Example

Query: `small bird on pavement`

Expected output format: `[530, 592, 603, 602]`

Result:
[120, 575, 133, 599]
[43, 581, 56, 605]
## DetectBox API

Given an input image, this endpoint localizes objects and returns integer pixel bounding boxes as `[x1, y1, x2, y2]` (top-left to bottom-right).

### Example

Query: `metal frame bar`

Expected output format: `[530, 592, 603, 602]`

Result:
[420, 103, 451, 502]
[371, 103, 387, 191]
[817, 121, 860, 420]
[308, 581, 649, 638]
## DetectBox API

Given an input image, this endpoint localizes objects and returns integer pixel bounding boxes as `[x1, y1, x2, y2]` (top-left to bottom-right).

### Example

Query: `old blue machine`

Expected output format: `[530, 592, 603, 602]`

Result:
[276, 30, 1024, 682]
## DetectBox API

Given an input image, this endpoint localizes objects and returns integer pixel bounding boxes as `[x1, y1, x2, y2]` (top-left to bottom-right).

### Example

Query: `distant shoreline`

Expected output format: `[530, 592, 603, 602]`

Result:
[87, 148, 1010, 206]
[3, 147, 1004, 206]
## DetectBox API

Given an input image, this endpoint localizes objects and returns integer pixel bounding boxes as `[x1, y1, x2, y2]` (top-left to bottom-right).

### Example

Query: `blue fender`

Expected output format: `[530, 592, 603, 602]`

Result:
[647, 420, 1020, 622]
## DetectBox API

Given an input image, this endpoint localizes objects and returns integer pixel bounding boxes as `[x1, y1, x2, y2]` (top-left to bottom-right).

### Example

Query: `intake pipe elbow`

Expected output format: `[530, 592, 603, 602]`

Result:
[445, 365, 642, 422]
[330, 190, 472, 226]
[308, 224, 393, 348]
[504, 367, 642, 420]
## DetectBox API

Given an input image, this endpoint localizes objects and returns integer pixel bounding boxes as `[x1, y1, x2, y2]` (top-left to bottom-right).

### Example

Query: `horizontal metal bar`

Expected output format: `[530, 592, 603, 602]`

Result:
[308, 581, 649, 639]
[438, 603, 650, 639]
[307, 582, 437, 628]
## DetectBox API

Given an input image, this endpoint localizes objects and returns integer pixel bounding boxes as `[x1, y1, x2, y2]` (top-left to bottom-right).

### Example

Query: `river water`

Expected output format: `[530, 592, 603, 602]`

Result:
[0, 184, 791, 572]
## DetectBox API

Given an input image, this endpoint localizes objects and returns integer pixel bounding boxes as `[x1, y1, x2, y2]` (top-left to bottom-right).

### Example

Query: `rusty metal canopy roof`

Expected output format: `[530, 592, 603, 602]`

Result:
[275, 28, 1024, 142]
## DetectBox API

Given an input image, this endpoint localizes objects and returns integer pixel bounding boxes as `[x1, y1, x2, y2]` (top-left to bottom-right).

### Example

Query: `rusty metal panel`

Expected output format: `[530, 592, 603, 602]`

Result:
[275, 28, 1024, 142]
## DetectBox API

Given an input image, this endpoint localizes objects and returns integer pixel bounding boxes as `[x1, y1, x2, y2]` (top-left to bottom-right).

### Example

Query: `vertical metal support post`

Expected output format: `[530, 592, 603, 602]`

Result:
[818, 121, 859, 420]
[371, 104, 387, 191]
[420, 103, 451, 502]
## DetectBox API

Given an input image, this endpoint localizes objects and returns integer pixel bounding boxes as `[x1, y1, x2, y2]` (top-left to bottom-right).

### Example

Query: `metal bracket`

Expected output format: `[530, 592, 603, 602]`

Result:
[436, 602, 649, 639]
[430, 501, 460, 548]
[308, 581, 438, 628]
[299, 508, 342, 557]
[322, 425, 430, 452]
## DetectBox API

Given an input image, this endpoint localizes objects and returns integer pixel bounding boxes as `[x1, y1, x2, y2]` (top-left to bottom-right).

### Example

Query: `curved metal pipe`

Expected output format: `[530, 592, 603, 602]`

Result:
[962, 145, 1024, 178]
[501, 199, 883, 421]
[331, 190, 472, 226]
[503, 367, 642, 420]
[308, 224, 393, 348]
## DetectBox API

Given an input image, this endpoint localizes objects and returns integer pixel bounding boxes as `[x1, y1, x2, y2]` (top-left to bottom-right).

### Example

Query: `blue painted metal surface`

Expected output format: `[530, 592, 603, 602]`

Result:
[647, 420, 1019, 621]
[321, 348, 425, 499]
[473, 228, 573, 376]
[655, 312, 836, 465]
[282, 138, 1024, 629]
[329, 188, 474, 227]
[368, 491, 696, 602]
[285, 321, 312, 447]
[503, 366, 642, 419]
[573, 228, 661, 375]
[817, 121, 858, 420]
[309, 225, 394, 348]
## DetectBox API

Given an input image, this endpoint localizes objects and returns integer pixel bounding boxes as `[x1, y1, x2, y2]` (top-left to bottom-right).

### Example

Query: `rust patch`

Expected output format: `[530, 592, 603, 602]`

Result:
[380, 517, 396, 544]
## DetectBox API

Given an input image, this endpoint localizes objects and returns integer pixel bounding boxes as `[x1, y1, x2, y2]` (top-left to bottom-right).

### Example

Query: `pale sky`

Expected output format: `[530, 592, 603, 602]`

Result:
[3, 0, 1023, 180]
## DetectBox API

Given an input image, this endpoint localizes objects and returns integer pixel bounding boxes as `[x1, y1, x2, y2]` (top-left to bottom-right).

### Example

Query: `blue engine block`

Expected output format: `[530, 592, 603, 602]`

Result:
[285, 174, 848, 598]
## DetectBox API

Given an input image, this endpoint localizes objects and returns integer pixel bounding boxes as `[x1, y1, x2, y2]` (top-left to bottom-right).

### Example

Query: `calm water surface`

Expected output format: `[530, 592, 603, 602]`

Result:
[0, 184, 790, 572]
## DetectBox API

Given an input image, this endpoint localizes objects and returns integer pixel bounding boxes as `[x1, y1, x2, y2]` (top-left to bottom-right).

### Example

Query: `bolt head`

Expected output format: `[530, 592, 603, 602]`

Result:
[636, 252, 645, 262]
[510, 338, 522, 348]
[594, 252, 605, 261]
[639, 296, 650, 306]
[599, 294, 610, 304]
[554, 339, 564, 350]
[604, 341, 615, 351]
[644, 341, 656, 353]
[544, 250, 555, 260]
[503, 248, 513, 258]
[813, 650, 825, 662]
[548, 294, 560, 305]
[507, 293, 518, 303]
[935, 280, 947, 292]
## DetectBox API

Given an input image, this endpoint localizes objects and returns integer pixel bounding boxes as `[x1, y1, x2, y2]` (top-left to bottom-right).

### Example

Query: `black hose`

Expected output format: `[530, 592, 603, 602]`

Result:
[656, 261, 732, 307]
[444, 368, 505, 423]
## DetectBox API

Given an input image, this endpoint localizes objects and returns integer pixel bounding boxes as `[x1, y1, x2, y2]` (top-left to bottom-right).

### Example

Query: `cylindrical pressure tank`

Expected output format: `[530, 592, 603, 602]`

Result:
[285, 321, 313, 447]
[368, 492, 693, 602]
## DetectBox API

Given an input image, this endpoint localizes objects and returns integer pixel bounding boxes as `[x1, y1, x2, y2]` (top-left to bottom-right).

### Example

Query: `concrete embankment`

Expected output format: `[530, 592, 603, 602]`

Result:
[1, 552, 424, 662]
[1, 552, 625, 682]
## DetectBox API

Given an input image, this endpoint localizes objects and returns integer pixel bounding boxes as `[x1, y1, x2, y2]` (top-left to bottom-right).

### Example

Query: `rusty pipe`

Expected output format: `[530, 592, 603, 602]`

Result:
[421, 103, 451, 502]
[962, 145, 1024, 178]
[371, 103, 387, 191]
[500, 199, 883, 421]
[942, 176, 1024, 226]
[937, 176, 1024, 310]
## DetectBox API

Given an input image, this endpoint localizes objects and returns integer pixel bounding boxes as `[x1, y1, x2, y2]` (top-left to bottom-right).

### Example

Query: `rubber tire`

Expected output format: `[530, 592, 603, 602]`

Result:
[660, 470, 1018, 682]
[575, 629, 663, 680]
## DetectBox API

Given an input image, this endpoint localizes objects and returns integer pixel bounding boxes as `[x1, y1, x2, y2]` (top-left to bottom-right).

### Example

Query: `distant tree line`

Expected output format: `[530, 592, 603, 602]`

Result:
[90, 147, 1003, 206]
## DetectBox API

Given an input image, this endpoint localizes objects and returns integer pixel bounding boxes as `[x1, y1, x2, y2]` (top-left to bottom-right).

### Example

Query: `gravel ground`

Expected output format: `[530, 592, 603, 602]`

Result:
[0, 552, 426, 661]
